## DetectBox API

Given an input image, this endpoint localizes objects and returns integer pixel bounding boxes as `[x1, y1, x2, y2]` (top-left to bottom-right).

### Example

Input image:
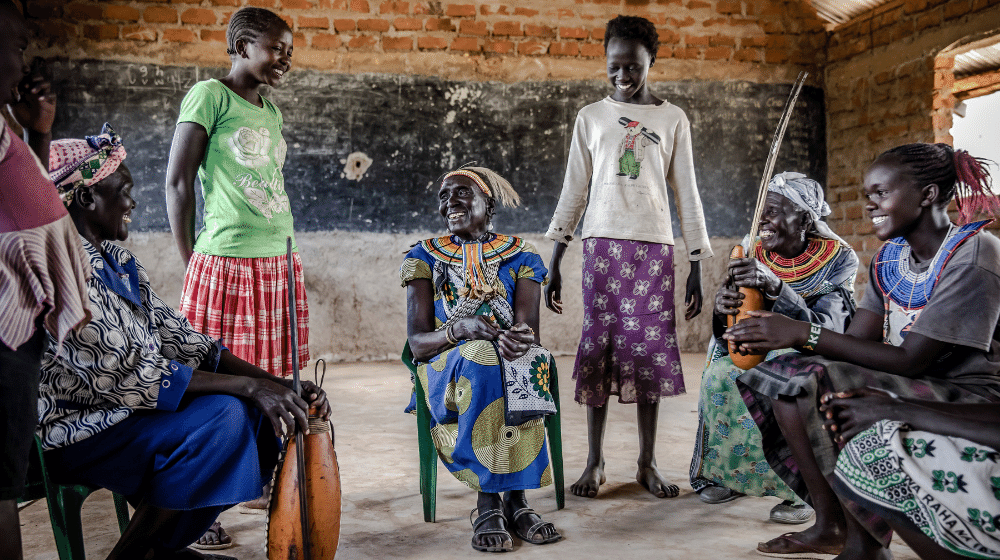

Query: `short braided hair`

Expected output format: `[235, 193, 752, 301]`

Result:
[877, 142, 998, 224]
[226, 7, 290, 56]
[604, 15, 659, 61]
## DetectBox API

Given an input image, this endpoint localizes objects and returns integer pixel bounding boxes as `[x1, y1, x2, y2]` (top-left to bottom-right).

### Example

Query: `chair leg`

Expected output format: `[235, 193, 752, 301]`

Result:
[415, 378, 437, 523]
[48, 485, 92, 560]
[112, 493, 130, 535]
[547, 360, 565, 510]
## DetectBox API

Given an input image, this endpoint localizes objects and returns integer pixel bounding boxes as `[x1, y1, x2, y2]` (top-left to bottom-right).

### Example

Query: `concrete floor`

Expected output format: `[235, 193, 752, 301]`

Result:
[19, 354, 920, 560]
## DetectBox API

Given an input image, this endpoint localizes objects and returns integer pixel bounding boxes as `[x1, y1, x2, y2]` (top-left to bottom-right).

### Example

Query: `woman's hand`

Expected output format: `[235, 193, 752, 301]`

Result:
[497, 322, 534, 361]
[453, 316, 501, 342]
[544, 268, 563, 314]
[723, 310, 808, 354]
[544, 240, 566, 315]
[685, 260, 703, 320]
[729, 257, 782, 298]
[819, 387, 903, 443]
[246, 378, 311, 438]
[714, 286, 744, 316]
[11, 73, 56, 135]
[276, 378, 331, 421]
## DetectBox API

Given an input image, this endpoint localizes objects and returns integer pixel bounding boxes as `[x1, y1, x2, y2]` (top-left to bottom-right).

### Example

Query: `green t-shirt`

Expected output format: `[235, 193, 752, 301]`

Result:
[177, 79, 296, 258]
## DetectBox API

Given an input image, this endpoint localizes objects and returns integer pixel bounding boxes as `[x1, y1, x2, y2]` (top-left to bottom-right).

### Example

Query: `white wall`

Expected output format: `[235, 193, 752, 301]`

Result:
[952, 91, 1000, 177]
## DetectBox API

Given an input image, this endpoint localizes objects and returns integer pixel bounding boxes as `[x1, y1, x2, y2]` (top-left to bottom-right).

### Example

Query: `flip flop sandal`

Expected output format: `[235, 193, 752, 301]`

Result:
[505, 507, 561, 545]
[755, 532, 839, 559]
[190, 522, 235, 551]
[470, 508, 513, 553]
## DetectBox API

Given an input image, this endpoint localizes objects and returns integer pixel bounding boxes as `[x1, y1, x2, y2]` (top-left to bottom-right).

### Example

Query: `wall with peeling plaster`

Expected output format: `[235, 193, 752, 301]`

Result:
[119, 231, 740, 363]
[48, 57, 826, 359]
[51, 59, 826, 237]
[29, 0, 835, 361]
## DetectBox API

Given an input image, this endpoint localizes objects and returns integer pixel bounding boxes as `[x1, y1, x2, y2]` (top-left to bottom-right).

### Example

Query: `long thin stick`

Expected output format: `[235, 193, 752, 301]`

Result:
[286, 237, 311, 560]
[748, 71, 809, 242]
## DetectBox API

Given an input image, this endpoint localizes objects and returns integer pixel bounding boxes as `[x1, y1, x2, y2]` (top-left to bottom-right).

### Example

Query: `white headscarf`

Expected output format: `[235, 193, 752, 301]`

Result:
[767, 171, 845, 245]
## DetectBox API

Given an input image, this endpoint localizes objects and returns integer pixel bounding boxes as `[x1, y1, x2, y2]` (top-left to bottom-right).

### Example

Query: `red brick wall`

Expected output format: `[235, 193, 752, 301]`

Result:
[822, 0, 1000, 287]
[26, 0, 825, 81]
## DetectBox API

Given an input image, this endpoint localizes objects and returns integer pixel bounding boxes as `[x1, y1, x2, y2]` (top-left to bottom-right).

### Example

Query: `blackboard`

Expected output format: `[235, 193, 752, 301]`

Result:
[49, 59, 825, 238]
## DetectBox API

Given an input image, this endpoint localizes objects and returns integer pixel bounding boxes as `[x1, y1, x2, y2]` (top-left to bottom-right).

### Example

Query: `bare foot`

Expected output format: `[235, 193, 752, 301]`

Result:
[239, 481, 272, 513]
[636, 464, 678, 498]
[757, 524, 846, 556]
[191, 521, 232, 550]
[570, 461, 605, 498]
[240, 496, 267, 510]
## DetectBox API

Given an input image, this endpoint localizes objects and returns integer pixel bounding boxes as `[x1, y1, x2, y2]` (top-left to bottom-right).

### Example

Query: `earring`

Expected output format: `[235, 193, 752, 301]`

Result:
[488, 221, 494, 232]
[800, 229, 807, 242]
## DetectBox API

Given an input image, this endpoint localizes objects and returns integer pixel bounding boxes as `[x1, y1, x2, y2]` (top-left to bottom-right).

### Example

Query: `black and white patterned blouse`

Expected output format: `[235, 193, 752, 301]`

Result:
[38, 239, 220, 450]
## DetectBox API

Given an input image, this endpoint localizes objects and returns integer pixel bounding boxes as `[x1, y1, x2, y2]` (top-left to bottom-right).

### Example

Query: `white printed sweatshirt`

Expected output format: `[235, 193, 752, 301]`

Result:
[546, 97, 713, 261]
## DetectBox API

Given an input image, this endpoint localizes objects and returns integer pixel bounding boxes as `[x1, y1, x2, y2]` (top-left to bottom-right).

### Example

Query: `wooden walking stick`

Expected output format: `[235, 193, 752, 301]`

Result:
[267, 237, 342, 560]
[727, 71, 809, 370]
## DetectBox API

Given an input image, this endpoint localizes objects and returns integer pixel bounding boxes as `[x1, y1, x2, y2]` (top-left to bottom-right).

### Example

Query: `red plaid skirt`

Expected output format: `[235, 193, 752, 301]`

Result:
[180, 252, 309, 377]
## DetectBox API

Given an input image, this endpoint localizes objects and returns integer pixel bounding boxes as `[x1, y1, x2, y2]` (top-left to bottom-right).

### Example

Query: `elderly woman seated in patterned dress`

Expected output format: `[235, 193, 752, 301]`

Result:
[689, 172, 858, 523]
[401, 165, 561, 553]
[37, 124, 329, 560]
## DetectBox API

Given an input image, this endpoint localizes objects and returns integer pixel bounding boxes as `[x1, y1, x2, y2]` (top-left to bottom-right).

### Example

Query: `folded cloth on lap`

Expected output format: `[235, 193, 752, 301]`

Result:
[498, 343, 556, 425]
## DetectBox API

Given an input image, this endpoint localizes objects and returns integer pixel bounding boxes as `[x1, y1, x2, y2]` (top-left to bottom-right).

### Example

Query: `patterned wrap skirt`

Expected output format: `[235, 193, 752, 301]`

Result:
[834, 420, 1000, 559]
[738, 353, 1000, 546]
[689, 342, 798, 500]
[413, 340, 552, 494]
[180, 252, 309, 377]
[573, 237, 683, 406]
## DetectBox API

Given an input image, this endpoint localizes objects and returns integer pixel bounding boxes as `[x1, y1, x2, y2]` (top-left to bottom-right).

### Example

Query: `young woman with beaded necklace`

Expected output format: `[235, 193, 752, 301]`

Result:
[727, 143, 1000, 560]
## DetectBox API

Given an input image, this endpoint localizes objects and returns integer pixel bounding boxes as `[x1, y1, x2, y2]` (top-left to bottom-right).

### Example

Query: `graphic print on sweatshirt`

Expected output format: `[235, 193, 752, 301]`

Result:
[615, 117, 660, 181]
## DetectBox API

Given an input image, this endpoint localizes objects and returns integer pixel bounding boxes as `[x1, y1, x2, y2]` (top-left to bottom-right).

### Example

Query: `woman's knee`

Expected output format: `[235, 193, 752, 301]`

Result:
[190, 395, 258, 450]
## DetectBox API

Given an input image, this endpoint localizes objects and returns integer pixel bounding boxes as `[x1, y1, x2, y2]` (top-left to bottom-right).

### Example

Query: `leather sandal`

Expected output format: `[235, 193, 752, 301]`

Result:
[505, 506, 561, 545]
[470, 508, 513, 553]
[756, 532, 839, 558]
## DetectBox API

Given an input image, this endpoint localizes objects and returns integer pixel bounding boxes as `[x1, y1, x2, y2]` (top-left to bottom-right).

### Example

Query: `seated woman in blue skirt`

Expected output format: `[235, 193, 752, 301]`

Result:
[38, 124, 329, 560]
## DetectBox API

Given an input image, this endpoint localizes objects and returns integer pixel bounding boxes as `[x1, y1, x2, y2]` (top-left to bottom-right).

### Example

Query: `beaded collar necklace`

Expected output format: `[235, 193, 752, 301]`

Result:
[754, 237, 840, 283]
[874, 220, 990, 309]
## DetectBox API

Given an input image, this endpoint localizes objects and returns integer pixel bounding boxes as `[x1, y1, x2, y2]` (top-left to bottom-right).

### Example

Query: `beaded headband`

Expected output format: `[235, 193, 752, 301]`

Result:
[443, 169, 491, 197]
[440, 166, 521, 209]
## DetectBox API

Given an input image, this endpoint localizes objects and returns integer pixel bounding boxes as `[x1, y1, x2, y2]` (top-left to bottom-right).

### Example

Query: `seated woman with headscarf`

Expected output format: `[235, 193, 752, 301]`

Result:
[401, 165, 561, 553]
[689, 172, 858, 523]
[38, 124, 329, 560]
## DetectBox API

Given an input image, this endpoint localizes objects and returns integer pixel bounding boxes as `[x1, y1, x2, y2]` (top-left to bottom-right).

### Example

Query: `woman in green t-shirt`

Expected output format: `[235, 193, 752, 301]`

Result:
[164, 6, 308, 532]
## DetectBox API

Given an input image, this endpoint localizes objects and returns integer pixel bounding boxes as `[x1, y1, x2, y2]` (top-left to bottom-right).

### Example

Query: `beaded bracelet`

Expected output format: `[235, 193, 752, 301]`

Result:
[445, 323, 459, 345]
[802, 322, 822, 351]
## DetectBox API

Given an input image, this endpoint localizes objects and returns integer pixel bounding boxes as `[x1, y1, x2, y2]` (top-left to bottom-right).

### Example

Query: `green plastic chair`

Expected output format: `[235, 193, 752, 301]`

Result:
[18, 435, 130, 560]
[403, 344, 565, 522]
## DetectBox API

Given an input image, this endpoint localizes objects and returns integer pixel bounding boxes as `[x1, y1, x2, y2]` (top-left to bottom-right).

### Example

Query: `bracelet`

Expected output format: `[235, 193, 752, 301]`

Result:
[445, 323, 459, 345]
[802, 322, 822, 351]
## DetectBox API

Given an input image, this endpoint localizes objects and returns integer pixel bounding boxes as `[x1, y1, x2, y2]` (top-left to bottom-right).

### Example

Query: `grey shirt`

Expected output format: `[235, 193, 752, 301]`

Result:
[859, 230, 1000, 389]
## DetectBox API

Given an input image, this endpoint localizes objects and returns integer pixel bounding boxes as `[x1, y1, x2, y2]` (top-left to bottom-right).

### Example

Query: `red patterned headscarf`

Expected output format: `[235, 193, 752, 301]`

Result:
[48, 123, 126, 206]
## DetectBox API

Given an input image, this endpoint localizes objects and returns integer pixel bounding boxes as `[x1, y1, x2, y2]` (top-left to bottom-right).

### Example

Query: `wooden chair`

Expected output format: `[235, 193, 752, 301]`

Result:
[405, 346, 565, 522]
[18, 435, 130, 560]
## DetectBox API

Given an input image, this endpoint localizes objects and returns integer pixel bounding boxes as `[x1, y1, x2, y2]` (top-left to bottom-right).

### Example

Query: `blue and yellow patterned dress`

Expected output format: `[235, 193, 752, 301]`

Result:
[400, 234, 553, 493]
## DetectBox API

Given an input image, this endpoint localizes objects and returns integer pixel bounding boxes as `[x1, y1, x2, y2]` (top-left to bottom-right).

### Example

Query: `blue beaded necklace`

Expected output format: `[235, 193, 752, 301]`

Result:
[874, 220, 990, 309]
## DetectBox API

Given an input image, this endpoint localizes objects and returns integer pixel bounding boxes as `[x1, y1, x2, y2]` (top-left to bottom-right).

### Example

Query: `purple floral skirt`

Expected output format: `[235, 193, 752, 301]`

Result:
[572, 238, 684, 406]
